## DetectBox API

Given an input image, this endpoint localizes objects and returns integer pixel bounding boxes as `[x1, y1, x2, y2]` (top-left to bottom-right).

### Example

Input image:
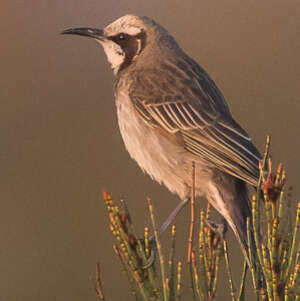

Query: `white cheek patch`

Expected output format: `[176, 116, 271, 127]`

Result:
[97, 40, 125, 74]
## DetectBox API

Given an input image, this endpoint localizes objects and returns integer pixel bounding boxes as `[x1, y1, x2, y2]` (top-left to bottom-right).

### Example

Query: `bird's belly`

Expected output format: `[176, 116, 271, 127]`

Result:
[116, 92, 209, 199]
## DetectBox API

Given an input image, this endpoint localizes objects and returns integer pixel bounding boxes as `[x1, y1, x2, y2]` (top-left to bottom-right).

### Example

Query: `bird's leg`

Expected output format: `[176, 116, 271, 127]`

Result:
[156, 198, 189, 238]
[142, 198, 189, 269]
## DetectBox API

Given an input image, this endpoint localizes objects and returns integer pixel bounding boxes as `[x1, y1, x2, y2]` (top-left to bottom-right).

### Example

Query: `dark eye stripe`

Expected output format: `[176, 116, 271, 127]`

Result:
[109, 33, 130, 43]
[109, 31, 147, 73]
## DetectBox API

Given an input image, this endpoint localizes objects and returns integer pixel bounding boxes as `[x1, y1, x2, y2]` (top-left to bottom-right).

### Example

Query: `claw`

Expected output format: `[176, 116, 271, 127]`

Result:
[205, 218, 227, 241]
[140, 237, 157, 270]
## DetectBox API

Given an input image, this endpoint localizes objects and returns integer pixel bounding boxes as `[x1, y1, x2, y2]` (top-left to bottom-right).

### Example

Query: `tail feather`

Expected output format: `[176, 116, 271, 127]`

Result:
[229, 205, 256, 268]
[207, 176, 256, 267]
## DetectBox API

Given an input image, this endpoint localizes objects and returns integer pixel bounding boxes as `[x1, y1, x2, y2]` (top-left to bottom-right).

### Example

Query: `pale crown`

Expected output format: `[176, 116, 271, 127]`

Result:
[98, 15, 147, 74]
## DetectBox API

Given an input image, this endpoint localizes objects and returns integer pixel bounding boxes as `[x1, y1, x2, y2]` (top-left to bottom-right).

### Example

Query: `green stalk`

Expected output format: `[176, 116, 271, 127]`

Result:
[212, 242, 222, 297]
[285, 202, 300, 281]
[262, 243, 273, 300]
[113, 245, 141, 301]
[237, 261, 248, 301]
[198, 210, 208, 298]
[246, 218, 259, 298]
[191, 250, 202, 298]
[251, 195, 264, 280]
[175, 261, 182, 301]
[167, 225, 176, 300]
[148, 198, 168, 301]
[223, 239, 236, 301]
[271, 217, 280, 300]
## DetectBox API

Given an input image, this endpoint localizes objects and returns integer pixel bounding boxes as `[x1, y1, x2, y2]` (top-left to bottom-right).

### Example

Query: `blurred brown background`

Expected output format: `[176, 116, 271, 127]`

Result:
[1, 0, 299, 300]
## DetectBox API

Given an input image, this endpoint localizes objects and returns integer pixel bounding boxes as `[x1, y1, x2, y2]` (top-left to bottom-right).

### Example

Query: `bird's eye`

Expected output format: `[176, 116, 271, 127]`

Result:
[118, 33, 125, 40]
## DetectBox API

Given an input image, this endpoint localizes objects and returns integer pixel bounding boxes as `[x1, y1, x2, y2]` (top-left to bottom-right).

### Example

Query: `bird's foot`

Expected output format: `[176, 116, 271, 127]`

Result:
[205, 218, 228, 242]
[140, 236, 157, 270]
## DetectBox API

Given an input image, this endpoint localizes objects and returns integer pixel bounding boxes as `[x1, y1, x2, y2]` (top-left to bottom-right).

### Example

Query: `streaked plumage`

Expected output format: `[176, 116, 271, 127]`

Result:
[62, 15, 261, 264]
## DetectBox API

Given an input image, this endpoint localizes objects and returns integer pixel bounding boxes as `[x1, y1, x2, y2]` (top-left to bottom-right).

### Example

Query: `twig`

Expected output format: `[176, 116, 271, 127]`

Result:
[188, 161, 196, 263]
[95, 262, 105, 300]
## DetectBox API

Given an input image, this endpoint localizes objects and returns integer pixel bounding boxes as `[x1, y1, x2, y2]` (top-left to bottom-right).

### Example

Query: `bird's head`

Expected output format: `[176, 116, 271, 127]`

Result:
[62, 15, 179, 75]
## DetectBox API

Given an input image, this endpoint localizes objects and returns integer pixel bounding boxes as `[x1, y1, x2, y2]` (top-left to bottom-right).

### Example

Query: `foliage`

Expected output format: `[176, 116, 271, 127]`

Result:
[94, 138, 300, 301]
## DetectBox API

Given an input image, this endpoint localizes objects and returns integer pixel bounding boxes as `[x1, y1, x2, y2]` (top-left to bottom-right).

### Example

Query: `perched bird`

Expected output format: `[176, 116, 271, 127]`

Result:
[62, 15, 261, 264]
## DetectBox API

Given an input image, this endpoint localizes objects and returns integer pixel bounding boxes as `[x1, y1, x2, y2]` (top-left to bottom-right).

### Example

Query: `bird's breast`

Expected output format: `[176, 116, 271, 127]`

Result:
[115, 89, 192, 199]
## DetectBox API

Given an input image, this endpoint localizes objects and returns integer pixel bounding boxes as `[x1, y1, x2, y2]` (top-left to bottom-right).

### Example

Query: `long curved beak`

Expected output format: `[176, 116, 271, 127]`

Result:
[61, 27, 105, 41]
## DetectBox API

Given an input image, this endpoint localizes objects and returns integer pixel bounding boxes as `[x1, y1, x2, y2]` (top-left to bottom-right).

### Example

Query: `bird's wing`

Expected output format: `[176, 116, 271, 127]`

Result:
[129, 59, 261, 186]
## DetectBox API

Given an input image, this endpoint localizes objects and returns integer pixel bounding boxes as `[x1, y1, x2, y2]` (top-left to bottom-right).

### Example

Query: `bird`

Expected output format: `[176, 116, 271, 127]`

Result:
[62, 14, 262, 265]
